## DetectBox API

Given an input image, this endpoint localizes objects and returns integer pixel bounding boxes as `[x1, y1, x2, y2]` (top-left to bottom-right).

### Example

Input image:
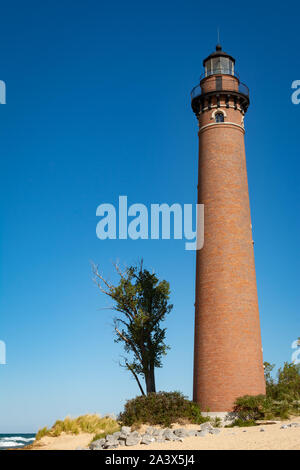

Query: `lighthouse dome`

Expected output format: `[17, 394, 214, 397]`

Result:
[203, 44, 235, 77]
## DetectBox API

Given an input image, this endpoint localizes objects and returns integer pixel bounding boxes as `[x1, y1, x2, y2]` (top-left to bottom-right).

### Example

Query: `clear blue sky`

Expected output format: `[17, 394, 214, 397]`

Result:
[0, 1, 299, 432]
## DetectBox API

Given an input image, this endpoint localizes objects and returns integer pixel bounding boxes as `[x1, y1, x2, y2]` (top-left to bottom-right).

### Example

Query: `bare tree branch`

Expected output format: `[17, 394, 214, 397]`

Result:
[113, 262, 126, 279]
[115, 327, 143, 364]
[125, 362, 145, 396]
[118, 356, 145, 396]
[91, 262, 113, 293]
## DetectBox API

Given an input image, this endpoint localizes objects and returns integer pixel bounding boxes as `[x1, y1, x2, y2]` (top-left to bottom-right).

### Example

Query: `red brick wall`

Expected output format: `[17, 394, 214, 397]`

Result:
[193, 94, 266, 411]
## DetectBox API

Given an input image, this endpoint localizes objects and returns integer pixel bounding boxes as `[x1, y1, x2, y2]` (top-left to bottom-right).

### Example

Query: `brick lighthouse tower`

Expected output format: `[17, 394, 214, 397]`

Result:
[191, 45, 266, 412]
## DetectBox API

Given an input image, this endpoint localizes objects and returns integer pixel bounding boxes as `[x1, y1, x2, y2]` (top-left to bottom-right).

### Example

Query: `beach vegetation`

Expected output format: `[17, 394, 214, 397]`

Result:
[232, 361, 300, 425]
[35, 426, 48, 441]
[35, 414, 120, 440]
[119, 391, 210, 427]
[210, 416, 222, 428]
[225, 419, 257, 428]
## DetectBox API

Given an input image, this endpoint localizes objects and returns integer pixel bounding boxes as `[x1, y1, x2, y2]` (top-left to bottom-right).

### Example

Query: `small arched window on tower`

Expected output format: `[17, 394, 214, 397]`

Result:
[215, 112, 224, 123]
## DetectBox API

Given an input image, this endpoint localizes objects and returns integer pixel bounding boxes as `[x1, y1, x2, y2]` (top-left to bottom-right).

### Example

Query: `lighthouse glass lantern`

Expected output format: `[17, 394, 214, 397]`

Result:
[204, 45, 234, 76]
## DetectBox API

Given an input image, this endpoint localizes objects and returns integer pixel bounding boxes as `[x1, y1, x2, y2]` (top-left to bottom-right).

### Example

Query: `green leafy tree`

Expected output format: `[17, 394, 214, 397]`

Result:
[93, 260, 173, 395]
[275, 362, 300, 402]
[264, 360, 300, 403]
[264, 361, 276, 397]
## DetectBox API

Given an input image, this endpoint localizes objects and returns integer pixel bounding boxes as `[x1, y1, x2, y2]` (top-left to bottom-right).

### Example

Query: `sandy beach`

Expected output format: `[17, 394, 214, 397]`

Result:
[31, 417, 300, 451]
[30, 432, 93, 450]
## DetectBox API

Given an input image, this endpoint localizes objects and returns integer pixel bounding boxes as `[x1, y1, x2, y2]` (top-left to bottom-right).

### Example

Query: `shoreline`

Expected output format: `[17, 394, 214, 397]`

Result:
[21, 416, 300, 451]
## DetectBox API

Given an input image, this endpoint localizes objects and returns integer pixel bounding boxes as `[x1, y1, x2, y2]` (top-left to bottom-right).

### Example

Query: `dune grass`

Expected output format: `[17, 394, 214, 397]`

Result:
[35, 414, 120, 441]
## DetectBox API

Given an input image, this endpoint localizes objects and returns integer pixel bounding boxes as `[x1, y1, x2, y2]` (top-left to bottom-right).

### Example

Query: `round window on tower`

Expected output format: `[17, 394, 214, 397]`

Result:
[215, 112, 224, 123]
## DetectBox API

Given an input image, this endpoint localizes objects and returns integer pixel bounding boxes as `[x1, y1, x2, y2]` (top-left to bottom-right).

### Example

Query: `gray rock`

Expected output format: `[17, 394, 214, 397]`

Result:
[196, 430, 208, 437]
[162, 429, 176, 441]
[146, 427, 155, 435]
[152, 428, 164, 438]
[105, 434, 120, 447]
[260, 428, 265, 432]
[174, 428, 190, 438]
[106, 434, 118, 442]
[200, 422, 213, 431]
[103, 442, 119, 449]
[141, 434, 155, 445]
[188, 429, 198, 436]
[209, 428, 221, 435]
[173, 437, 184, 442]
[290, 423, 300, 427]
[121, 426, 131, 434]
[89, 438, 105, 450]
[112, 431, 121, 438]
[280, 425, 288, 429]
[126, 431, 141, 446]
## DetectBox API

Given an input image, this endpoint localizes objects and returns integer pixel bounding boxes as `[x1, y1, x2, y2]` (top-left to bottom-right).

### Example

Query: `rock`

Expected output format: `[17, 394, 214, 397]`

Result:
[121, 426, 131, 434]
[174, 428, 190, 438]
[141, 434, 155, 445]
[195, 430, 208, 437]
[162, 429, 176, 441]
[280, 425, 288, 429]
[89, 438, 105, 450]
[260, 428, 265, 432]
[209, 428, 221, 435]
[146, 427, 155, 435]
[103, 443, 119, 449]
[106, 434, 118, 442]
[105, 434, 120, 447]
[290, 423, 300, 427]
[200, 422, 213, 431]
[125, 431, 141, 446]
[152, 429, 164, 439]
[188, 429, 198, 436]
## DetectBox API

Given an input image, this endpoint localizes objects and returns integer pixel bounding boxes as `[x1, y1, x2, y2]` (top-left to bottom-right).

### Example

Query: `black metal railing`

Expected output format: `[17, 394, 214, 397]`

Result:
[191, 79, 249, 101]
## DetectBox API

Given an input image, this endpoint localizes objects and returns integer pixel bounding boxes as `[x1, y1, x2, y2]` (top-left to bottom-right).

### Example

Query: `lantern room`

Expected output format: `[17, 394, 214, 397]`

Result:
[203, 44, 235, 76]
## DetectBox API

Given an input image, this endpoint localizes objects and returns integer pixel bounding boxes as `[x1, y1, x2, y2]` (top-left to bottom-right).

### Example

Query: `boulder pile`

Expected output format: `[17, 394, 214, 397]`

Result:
[90, 423, 221, 450]
[280, 422, 300, 429]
